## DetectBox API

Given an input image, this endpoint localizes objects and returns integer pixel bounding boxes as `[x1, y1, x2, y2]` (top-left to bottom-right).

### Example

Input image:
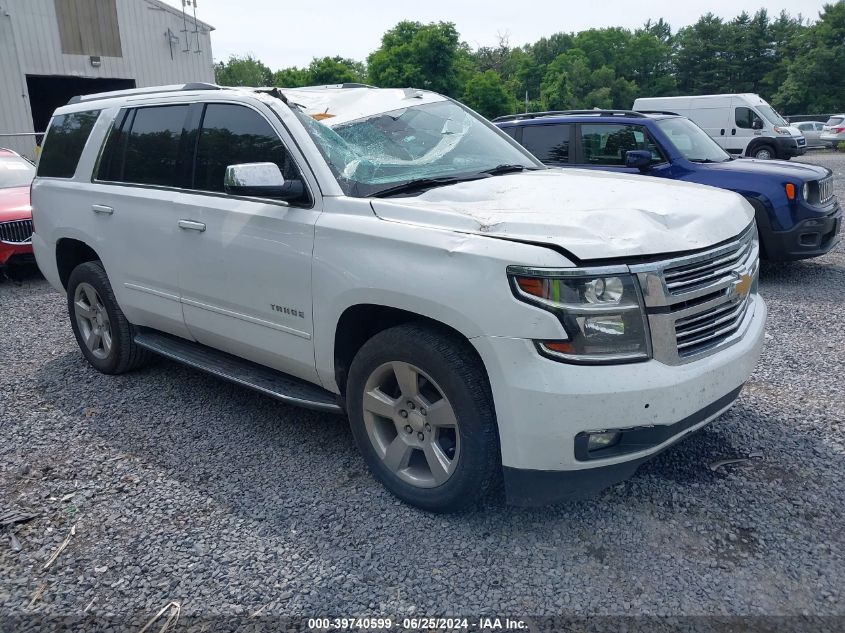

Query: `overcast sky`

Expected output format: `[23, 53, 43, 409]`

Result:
[163, 0, 828, 70]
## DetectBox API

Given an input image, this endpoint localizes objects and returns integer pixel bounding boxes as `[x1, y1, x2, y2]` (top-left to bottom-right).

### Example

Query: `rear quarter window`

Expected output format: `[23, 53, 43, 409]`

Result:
[37, 110, 101, 178]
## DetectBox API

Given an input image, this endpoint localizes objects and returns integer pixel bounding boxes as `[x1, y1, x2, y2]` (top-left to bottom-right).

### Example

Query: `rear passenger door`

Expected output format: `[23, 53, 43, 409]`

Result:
[92, 104, 194, 339]
[518, 123, 573, 166]
[175, 101, 321, 384]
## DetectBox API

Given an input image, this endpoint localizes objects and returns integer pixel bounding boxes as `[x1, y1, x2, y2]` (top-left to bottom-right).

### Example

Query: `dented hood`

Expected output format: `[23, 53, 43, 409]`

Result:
[370, 169, 755, 261]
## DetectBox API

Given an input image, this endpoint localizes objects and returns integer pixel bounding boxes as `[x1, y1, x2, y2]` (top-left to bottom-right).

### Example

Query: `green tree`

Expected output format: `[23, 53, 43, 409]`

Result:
[630, 21, 677, 97]
[367, 21, 465, 96]
[306, 56, 366, 85]
[272, 67, 310, 88]
[674, 14, 731, 94]
[462, 70, 516, 118]
[214, 54, 272, 86]
[775, 2, 845, 112]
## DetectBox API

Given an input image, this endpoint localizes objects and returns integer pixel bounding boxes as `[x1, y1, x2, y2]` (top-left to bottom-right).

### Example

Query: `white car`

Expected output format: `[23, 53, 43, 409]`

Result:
[795, 120, 828, 148]
[31, 84, 766, 512]
[820, 114, 845, 148]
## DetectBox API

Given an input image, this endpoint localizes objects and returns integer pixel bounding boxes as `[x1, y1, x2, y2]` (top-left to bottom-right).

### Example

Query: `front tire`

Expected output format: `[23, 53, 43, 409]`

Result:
[67, 261, 150, 374]
[751, 144, 775, 160]
[346, 324, 499, 512]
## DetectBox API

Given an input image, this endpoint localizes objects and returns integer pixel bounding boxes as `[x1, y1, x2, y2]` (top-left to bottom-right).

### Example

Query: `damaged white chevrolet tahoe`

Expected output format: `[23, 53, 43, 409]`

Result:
[31, 84, 766, 512]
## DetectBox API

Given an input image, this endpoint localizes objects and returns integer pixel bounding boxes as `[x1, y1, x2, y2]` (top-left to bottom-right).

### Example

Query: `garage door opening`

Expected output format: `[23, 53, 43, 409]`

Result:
[26, 75, 136, 136]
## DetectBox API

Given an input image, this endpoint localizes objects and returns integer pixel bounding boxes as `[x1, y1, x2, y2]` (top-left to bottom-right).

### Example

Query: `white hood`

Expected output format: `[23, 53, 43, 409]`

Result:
[370, 169, 755, 261]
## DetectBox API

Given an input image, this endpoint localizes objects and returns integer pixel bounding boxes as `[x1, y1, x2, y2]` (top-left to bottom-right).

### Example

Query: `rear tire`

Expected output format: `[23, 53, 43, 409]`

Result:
[67, 261, 150, 375]
[346, 323, 500, 512]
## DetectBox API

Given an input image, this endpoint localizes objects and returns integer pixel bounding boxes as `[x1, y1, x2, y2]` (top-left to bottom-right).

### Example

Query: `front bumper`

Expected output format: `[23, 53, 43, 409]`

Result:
[775, 136, 806, 158]
[0, 240, 33, 266]
[757, 199, 842, 261]
[472, 295, 766, 506]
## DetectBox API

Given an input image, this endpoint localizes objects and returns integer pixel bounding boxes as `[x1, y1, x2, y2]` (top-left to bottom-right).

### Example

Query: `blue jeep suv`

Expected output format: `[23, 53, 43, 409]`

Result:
[495, 110, 841, 261]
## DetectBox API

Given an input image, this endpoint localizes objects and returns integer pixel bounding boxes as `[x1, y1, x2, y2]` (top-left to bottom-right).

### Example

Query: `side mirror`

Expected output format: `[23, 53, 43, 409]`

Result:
[224, 163, 304, 201]
[624, 150, 652, 171]
[751, 119, 763, 130]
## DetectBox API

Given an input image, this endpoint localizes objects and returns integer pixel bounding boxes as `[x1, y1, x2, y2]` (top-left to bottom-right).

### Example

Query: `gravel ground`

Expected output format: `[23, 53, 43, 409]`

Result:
[1, 153, 844, 627]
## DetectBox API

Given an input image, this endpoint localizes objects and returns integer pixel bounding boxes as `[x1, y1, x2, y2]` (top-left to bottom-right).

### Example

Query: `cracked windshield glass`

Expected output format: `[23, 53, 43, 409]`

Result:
[295, 99, 539, 197]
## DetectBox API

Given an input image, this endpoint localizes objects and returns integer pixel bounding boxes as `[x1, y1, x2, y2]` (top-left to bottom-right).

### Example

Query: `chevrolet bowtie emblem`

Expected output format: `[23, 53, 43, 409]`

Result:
[735, 272, 753, 298]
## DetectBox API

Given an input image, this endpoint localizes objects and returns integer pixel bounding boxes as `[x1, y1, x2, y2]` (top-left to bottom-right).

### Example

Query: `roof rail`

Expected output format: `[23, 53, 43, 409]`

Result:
[635, 109, 681, 116]
[493, 109, 648, 122]
[67, 83, 221, 105]
[290, 82, 376, 91]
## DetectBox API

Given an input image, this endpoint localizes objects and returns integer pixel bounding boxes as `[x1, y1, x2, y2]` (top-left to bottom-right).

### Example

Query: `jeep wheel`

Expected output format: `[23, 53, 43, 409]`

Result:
[751, 145, 775, 160]
[67, 261, 150, 374]
[346, 324, 499, 512]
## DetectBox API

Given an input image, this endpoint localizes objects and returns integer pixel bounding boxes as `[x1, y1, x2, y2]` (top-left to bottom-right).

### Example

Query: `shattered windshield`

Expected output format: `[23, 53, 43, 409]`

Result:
[294, 100, 540, 197]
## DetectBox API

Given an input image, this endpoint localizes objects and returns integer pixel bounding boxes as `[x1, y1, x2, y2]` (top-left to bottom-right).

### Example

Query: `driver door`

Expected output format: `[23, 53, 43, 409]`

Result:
[175, 101, 321, 384]
[729, 105, 763, 154]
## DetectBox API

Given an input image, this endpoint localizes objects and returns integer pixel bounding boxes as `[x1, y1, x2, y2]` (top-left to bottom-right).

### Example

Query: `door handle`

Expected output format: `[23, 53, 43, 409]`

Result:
[92, 204, 113, 215]
[720, 129, 725, 136]
[731, 129, 737, 136]
[178, 219, 206, 232]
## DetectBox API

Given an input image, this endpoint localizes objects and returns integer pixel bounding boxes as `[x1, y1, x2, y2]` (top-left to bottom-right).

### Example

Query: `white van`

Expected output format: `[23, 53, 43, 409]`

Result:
[633, 94, 806, 160]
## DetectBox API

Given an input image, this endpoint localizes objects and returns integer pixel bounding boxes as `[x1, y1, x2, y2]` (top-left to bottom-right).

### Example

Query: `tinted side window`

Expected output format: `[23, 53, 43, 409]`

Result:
[193, 104, 303, 197]
[37, 110, 101, 178]
[499, 126, 517, 139]
[580, 124, 662, 166]
[735, 107, 762, 129]
[521, 124, 570, 163]
[96, 110, 130, 182]
[121, 106, 188, 187]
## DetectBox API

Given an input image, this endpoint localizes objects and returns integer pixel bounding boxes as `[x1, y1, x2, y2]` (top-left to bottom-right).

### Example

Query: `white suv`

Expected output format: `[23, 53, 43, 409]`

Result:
[31, 83, 766, 512]
[821, 114, 845, 148]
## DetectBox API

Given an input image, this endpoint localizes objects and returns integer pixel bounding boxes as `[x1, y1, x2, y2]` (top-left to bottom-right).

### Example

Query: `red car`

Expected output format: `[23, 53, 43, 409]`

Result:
[0, 148, 36, 268]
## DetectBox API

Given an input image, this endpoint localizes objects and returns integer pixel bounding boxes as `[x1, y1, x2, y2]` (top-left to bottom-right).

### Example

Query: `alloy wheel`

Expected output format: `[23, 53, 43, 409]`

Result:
[361, 361, 461, 488]
[73, 282, 113, 360]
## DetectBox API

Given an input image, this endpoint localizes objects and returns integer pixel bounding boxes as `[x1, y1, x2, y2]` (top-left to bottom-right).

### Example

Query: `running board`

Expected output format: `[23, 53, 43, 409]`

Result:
[134, 332, 343, 414]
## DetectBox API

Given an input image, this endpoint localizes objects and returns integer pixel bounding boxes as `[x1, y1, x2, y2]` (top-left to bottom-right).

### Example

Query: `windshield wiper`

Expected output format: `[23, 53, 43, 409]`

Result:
[479, 163, 538, 175]
[688, 158, 728, 164]
[371, 174, 488, 198]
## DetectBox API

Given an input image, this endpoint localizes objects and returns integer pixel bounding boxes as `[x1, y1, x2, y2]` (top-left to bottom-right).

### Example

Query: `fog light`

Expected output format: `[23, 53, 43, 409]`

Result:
[587, 431, 622, 452]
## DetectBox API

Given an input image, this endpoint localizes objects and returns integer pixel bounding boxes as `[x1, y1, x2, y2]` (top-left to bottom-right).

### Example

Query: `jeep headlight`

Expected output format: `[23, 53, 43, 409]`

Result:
[508, 267, 651, 364]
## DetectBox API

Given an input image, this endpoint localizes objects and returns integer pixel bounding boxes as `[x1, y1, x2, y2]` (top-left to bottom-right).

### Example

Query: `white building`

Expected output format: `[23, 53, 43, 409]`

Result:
[0, 0, 215, 159]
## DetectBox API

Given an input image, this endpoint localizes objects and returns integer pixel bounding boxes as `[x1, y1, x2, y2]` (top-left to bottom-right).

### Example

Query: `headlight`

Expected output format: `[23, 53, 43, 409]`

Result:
[774, 126, 791, 136]
[802, 182, 811, 201]
[508, 267, 651, 364]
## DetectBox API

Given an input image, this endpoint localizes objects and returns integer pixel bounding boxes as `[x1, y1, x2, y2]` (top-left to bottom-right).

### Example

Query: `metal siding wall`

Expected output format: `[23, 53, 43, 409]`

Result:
[117, 0, 214, 87]
[0, 5, 37, 158]
[8, 0, 213, 81]
[0, 0, 214, 158]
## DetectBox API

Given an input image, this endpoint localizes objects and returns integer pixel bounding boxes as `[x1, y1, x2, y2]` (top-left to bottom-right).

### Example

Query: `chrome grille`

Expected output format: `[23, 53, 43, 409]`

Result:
[0, 219, 33, 244]
[632, 223, 759, 365]
[818, 176, 834, 206]
[674, 292, 751, 358]
[663, 236, 754, 295]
